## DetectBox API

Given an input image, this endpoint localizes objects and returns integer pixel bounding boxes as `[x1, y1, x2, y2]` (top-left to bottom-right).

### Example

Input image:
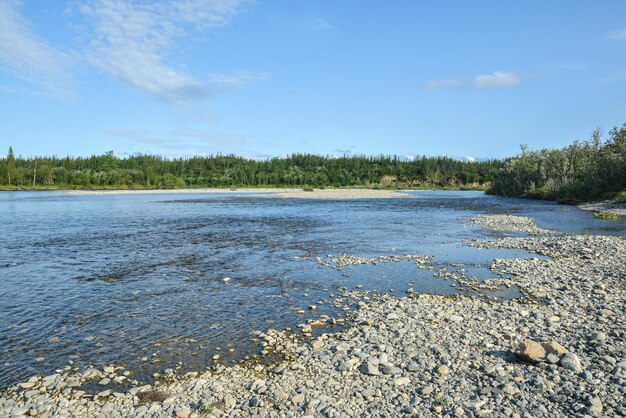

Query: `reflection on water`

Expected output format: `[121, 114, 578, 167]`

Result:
[0, 190, 623, 387]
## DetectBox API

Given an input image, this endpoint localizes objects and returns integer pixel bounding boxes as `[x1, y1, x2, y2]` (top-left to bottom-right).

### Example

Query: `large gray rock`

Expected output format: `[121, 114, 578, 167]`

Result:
[560, 353, 583, 372]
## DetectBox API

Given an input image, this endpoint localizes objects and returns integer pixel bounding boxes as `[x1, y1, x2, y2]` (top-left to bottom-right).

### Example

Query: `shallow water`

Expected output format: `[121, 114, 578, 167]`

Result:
[0, 190, 624, 388]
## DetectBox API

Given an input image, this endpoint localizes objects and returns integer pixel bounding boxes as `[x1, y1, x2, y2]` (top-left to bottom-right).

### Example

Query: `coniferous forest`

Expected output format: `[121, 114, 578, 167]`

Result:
[0, 152, 499, 190]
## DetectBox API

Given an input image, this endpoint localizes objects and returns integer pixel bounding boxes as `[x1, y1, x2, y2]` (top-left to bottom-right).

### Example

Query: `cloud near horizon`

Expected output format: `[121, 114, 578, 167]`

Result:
[107, 126, 269, 158]
[425, 71, 522, 90]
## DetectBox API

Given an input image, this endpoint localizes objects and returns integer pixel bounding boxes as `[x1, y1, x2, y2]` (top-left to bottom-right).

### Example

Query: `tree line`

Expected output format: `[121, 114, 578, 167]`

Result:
[0, 150, 500, 190]
[488, 123, 626, 203]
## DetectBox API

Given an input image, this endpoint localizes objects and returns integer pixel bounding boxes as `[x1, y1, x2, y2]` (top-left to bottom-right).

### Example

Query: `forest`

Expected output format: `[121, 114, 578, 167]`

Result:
[0, 151, 500, 190]
[488, 123, 626, 203]
[3, 122, 624, 201]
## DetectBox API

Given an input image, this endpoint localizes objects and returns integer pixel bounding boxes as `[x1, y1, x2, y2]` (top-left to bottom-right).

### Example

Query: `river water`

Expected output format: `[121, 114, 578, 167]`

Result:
[1, 190, 624, 388]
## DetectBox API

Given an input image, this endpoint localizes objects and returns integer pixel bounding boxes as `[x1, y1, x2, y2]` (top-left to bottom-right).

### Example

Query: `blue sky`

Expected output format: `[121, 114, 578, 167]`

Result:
[1, 0, 625, 160]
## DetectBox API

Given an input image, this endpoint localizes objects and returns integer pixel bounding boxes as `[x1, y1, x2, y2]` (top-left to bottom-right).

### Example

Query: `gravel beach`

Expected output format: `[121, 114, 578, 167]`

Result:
[63, 188, 408, 199]
[1, 215, 624, 418]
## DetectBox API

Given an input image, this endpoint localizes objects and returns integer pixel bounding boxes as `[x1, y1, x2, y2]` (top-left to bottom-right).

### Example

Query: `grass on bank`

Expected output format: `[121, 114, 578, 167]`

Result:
[593, 211, 621, 220]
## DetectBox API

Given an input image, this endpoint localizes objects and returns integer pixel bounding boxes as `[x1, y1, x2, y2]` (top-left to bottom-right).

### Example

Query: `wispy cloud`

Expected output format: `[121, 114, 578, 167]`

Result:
[0, 0, 73, 98]
[609, 29, 626, 40]
[308, 17, 332, 31]
[79, 0, 249, 105]
[209, 71, 270, 89]
[473, 71, 521, 89]
[424, 71, 522, 90]
[424, 78, 462, 90]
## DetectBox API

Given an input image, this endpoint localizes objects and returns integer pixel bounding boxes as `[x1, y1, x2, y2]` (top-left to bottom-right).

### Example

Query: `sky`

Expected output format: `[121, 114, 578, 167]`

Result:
[1, 0, 625, 160]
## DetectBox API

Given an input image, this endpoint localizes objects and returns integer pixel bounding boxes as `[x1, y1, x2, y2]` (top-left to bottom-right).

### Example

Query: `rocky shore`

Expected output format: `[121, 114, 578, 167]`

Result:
[578, 202, 626, 217]
[1, 215, 624, 417]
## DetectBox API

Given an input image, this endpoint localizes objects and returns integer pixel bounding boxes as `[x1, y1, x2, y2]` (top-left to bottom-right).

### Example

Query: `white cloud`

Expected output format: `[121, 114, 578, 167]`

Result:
[424, 78, 462, 90]
[0, 0, 73, 98]
[425, 72, 521, 90]
[609, 29, 626, 40]
[79, 0, 249, 105]
[308, 17, 332, 31]
[473, 71, 521, 89]
[209, 71, 270, 89]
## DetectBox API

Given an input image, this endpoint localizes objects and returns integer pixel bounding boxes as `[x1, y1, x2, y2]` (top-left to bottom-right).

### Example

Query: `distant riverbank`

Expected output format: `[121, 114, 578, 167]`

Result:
[62, 188, 412, 199]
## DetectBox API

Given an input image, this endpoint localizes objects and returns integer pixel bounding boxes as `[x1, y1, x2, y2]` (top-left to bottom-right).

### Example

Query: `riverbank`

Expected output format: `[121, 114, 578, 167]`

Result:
[63, 188, 411, 199]
[1, 215, 624, 417]
[578, 202, 626, 216]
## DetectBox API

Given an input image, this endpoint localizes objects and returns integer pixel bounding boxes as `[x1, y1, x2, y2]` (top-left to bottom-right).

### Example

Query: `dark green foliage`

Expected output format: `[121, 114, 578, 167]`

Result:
[0, 151, 501, 189]
[488, 123, 626, 203]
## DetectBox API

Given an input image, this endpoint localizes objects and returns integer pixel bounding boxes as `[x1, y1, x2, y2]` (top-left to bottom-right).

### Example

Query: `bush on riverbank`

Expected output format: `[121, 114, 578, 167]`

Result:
[488, 123, 626, 203]
[593, 211, 621, 220]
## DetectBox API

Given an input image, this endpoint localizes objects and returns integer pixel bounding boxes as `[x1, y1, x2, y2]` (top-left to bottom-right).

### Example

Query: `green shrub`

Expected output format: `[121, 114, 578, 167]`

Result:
[593, 211, 621, 220]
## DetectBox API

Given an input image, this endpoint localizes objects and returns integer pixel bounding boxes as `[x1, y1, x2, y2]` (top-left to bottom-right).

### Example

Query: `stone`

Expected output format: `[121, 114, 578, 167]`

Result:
[590, 332, 607, 342]
[224, 395, 236, 409]
[407, 361, 419, 372]
[292, 393, 305, 405]
[448, 315, 463, 322]
[360, 361, 380, 376]
[361, 388, 376, 398]
[588, 397, 603, 416]
[543, 341, 567, 358]
[175, 407, 192, 418]
[560, 353, 583, 372]
[98, 378, 111, 386]
[11, 407, 29, 416]
[380, 363, 400, 375]
[338, 358, 359, 372]
[502, 384, 518, 395]
[394, 377, 410, 386]
[514, 340, 546, 362]
[312, 340, 325, 350]
[436, 365, 450, 376]
[422, 386, 434, 395]
[546, 353, 560, 364]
